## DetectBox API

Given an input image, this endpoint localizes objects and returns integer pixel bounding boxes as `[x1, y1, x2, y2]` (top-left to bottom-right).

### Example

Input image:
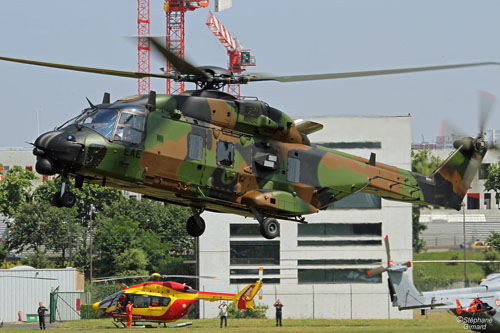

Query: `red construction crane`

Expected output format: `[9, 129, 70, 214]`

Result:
[206, 11, 255, 97]
[165, 1, 209, 95]
[137, 0, 151, 95]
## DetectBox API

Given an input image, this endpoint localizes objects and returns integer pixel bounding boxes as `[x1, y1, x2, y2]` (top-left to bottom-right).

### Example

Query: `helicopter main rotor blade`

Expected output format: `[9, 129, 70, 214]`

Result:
[0, 275, 57, 280]
[147, 37, 209, 78]
[0, 55, 175, 80]
[92, 274, 218, 283]
[243, 62, 500, 83]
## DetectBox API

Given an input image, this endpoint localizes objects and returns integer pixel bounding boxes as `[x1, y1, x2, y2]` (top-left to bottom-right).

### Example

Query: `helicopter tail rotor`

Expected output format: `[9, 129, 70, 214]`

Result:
[367, 236, 411, 277]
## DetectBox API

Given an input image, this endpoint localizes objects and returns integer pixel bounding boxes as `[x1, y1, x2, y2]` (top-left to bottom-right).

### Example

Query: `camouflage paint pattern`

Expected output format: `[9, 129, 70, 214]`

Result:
[35, 91, 486, 222]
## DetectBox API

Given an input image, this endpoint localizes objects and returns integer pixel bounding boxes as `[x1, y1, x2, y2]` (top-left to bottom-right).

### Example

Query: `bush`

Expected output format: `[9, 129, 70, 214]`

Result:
[80, 304, 101, 319]
[227, 302, 268, 319]
[481, 250, 500, 276]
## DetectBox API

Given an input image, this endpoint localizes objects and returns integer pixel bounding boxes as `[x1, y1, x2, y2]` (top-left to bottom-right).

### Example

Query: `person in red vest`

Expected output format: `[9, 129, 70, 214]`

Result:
[125, 301, 134, 328]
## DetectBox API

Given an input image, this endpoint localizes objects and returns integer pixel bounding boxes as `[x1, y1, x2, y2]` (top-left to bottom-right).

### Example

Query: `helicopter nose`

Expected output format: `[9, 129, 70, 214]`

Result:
[33, 125, 86, 175]
[92, 301, 101, 311]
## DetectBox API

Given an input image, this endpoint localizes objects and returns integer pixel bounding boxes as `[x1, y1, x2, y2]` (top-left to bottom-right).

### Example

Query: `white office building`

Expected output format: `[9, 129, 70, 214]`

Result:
[198, 116, 413, 320]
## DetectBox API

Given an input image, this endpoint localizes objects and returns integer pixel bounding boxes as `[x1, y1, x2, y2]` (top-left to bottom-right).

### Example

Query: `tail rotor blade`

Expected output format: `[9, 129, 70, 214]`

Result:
[384, 235, 391, 263]
[479, 90, 496, 136]
[367, 266, 386, 277]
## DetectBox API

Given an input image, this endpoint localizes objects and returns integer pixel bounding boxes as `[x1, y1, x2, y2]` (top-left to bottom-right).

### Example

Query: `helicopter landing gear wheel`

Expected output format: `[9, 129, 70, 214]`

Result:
[61, 191, 76, 208]
[259, 217, 280, 239]
[52, 176, 76, 208]
[186, 216, 206, 237]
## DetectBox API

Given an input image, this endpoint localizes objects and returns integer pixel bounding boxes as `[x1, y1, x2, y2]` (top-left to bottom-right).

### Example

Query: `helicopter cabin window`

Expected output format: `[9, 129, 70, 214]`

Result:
[130, 294, 171, 308]
[188, 134, 203, 161]
[287, 157, 300, 183]
[217, 141, 234, 167]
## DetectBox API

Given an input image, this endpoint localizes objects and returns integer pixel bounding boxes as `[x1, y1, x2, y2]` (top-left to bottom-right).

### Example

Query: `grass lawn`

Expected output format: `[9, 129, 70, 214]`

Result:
[413, 250, 492, 290]
[4, 311, 457, 332]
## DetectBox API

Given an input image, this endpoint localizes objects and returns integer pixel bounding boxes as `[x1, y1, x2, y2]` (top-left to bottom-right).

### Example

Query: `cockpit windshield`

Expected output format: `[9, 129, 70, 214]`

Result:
[69, 104, 147, 145]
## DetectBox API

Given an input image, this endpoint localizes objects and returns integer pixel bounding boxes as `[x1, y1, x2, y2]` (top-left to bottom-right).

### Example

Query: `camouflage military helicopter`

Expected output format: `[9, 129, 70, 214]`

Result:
[0, 38, 496, 239]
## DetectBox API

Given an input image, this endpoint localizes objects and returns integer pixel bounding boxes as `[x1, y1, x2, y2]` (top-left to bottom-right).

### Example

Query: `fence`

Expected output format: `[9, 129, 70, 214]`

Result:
[49, 288, 91, 322]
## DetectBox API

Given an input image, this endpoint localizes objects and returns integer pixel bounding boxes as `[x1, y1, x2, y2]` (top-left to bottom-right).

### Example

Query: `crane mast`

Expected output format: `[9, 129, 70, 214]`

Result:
[137, 0, 151, 95]
[164, 1, 208, 95]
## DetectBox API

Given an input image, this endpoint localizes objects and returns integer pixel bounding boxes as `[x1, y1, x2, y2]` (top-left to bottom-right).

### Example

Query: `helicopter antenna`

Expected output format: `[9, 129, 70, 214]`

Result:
[86, 97, 96, 110]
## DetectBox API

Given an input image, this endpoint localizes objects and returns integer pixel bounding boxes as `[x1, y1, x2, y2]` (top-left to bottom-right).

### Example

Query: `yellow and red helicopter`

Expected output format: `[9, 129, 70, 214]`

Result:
[92, 273, 262, 327]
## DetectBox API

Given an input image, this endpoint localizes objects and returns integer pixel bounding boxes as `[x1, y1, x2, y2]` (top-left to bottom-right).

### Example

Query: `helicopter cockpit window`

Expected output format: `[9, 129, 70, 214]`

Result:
[76, 108, 119, 139]
[217, 141, 234, 167]
[99, 291, 124, 308]
[113, 111, 146, 145]
[72, 105, 147, 145]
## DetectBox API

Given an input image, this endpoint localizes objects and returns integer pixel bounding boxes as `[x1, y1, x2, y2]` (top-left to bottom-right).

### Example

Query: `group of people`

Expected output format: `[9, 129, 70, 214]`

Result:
[217, 299, 284, 328]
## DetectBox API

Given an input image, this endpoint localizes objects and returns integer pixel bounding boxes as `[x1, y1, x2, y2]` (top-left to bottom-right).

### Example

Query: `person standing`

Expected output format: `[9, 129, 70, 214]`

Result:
[218, 301, 228, 328]
[37, 302, 48, 330]
[273, 299, 283, 327]
[125, 301, 134, 329]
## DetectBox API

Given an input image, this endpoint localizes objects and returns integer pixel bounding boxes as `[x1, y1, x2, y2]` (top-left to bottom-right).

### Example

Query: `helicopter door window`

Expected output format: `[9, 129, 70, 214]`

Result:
[217, 141, 234, 168]
[132, 294, 151, 308]
[287, 157, 300, 183]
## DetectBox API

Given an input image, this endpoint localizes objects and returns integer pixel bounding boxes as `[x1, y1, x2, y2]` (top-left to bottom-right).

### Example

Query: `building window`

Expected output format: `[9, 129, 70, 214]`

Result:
[298, 223, 382, 237]
[467, 193, 480, 210]
[318, 142, 382, 149]
[484, 193, 492, 210]
[479, 163, 490, 180]
[230, 224, 261, 237]
[287, 157, 300, 183]
[230, 268, 280, 275]
[217, 141, 234, 167]
[297, 259, 381, 265]
[230, 278, 280, 284]
[298, 240, 381, 247]
[187, 134, 203, 161]
[328, 192, 381, 209]
[298, 269, 381, 284]
[230, 241, 279, 265]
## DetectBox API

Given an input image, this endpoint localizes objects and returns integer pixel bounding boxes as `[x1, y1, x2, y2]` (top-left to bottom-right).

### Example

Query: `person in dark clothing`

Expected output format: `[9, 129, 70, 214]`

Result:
[37, 302, 48, 330]
[273, 299, 283, 327]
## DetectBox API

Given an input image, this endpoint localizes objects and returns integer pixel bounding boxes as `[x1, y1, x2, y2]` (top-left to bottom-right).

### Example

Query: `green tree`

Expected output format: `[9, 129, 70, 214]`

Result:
[22, 249, 53, 268]
[0, 166, 36, 217]
[411, 150, 442, 252]
[101, 198, 192, 255]
[485, 163, 500, 204]
[7, 203, 48, 253]
[114, 248, 149, 276]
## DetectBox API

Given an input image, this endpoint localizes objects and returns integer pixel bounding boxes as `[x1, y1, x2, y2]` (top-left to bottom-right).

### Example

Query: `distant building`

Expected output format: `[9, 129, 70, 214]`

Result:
[198, 116, 412, 320]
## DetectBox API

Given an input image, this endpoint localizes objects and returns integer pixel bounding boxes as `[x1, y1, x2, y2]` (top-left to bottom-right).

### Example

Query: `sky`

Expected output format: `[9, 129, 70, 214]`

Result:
[2, 0, 500, 147]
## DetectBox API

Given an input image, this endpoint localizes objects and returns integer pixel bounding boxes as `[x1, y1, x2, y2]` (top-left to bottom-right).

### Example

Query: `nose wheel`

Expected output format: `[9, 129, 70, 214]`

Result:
[52, 177, 76, 208]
